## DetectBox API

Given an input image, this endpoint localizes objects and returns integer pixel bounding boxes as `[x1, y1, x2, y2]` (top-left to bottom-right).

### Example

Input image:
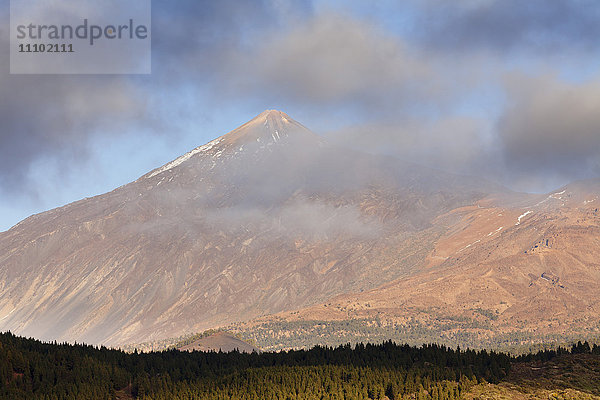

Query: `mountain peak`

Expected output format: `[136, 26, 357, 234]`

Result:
[257, 109, 291, 120]
[219, 109, 320, 147]
[253, 109, 297, 127]
[145, 110, 324, 179]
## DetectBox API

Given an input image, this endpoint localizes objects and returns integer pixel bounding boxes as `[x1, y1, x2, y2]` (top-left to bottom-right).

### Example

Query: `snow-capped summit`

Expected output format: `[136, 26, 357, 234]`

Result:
[145, 110, 324, 180]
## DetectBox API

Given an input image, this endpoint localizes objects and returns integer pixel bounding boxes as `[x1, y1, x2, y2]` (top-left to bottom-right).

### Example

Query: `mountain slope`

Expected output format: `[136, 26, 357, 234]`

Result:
[0, 110, 497, 346]
[236, 180, 600, 350]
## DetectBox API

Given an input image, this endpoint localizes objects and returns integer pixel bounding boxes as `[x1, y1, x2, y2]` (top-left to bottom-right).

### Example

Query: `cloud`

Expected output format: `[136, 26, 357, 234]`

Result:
[204, 199, 382, 241]
[415, 0, 600, 54]
[222, 14, 435, 112]
[0, 3, 152, 196]
[325, 116, 496, 176]
[0, 63, 147, 195]
[0, 0, 312, 199]
[497, 73, 600, 186]
[2, 0, 599, 221]
[151, 0, 313, 85]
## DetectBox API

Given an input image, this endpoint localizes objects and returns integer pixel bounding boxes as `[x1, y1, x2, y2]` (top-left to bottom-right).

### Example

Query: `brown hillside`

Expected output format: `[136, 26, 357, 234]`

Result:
[237, 181, 600, 348]
[0, 110, 495, 346]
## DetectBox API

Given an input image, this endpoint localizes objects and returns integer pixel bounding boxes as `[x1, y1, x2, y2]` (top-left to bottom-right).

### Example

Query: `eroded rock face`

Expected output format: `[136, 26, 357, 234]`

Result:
[0, 110, 492, 346]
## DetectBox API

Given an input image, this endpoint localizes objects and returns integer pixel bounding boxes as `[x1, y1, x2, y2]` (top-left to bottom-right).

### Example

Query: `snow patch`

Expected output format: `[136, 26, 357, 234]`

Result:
[515, 211, 532, 225]
[458, 239, 480, 253]
[549, 190, 567, 200]
[487, 227, 503, 236]
[147, 137, 223, 178]
[535, 190, 568, 207]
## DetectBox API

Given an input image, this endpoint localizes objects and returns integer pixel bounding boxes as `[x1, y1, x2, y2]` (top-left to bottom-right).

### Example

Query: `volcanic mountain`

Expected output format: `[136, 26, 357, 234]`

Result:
[236, 180, 600, 350]
[0, 110, 498, 346]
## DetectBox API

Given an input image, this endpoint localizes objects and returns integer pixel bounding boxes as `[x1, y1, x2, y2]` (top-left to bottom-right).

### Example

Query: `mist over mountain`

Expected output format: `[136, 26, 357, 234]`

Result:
[1, 110, 598, 351]
[0, 110, 497, 346]
[245, 178, 600, 350]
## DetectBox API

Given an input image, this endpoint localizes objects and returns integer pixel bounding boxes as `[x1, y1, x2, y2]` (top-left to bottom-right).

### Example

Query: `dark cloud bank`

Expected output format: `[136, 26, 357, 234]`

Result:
[1, 0, 599, 221]
[415, 0, 600, 54]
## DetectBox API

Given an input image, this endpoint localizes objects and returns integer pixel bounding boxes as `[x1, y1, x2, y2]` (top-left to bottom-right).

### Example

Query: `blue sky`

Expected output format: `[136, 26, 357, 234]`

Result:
[1, 0, 600, 231]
